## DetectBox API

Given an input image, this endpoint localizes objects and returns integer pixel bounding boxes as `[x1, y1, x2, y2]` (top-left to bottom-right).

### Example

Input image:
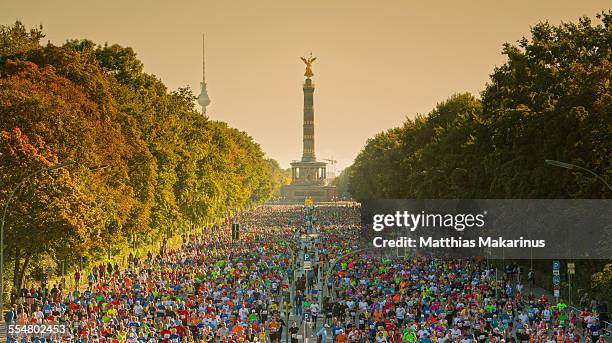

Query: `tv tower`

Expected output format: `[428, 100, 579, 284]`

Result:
[197, 34, 211, 115]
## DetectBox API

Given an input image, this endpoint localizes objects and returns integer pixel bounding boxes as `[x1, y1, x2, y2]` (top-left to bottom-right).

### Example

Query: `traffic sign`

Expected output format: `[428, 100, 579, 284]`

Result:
[553, 284, 560, 291]
[553, 275, 561, 285]
[304, 252, 312, 270]
[553, 260, 560, 276]
[304, 313, 311, 322]
[554, 289, 560, 297]
[568, 263, 575, 275]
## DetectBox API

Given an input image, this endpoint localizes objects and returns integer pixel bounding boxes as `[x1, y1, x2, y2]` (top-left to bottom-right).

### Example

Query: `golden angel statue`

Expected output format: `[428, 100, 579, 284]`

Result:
[301, 53, 316, 78]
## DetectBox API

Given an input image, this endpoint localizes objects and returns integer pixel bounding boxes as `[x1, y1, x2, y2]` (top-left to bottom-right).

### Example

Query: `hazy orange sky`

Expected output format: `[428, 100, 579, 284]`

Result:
[2, 0, 609, 171]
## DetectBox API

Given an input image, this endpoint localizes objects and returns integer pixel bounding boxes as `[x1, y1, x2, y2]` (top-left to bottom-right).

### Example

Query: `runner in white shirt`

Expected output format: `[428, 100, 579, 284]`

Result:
[310, 302, 320, 324]
[33, 308, 44, 323]
[396, 306, 406, 324]
[418, 328, 430, 338]
[450, 326, 462, 339]
[359, 300, 368, 312]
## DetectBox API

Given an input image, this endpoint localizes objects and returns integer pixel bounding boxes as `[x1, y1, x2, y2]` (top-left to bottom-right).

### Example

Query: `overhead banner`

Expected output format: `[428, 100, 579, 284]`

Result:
[360, 199, 611, 259]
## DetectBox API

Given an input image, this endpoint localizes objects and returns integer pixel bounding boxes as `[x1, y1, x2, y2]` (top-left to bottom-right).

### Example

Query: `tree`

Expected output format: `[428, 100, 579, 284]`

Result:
[0, 58, 136, 251]
[0, 23, 277, 293]
[0, 21, 44, 60]
[0, 128, 104, 291]
[332, 166, 352, 199]
[348, 13, 612, 200]
[591, 262, 612, 302]
[479, 13, 612, 198]
[346, 11, 612, 303]
[349, 127, 405, 200]
[265, 158, 290, 196]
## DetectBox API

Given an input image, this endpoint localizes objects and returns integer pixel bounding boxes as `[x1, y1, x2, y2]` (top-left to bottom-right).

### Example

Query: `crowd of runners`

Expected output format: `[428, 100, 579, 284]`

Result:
[3, 204, 610, 343]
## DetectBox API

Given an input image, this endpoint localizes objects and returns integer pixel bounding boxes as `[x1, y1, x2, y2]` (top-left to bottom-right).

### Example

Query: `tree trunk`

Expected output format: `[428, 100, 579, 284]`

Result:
[12, 247, 20, 291]
[15, 253, 31, 293]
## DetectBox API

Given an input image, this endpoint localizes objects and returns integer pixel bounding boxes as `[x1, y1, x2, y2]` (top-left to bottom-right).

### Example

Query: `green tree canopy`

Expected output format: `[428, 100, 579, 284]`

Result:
[349, 12, 611, 200]
[0, 22, 277, 293]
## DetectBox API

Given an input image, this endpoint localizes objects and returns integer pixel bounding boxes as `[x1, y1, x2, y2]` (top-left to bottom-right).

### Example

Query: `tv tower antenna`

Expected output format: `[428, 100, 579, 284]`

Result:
[197, 34, 211, 114]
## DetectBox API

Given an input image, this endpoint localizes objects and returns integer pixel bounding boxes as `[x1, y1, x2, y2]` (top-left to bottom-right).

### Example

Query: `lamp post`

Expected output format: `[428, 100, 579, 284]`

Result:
[284, 301, 292, 343]
[1, 160, 75, 318]
[545, 160, 612, 192]
[544, 159, 609, 305]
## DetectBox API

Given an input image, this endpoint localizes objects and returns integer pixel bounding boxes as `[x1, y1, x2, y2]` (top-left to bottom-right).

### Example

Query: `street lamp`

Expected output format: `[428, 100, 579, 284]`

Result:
[0, 160, 75, 318]
[545, 160, 612, 192]
[283, 301, 292, 343]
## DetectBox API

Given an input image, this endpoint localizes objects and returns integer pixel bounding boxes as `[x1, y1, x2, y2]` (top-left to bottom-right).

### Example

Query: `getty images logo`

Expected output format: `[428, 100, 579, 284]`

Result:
[372, 210, 487, 232]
